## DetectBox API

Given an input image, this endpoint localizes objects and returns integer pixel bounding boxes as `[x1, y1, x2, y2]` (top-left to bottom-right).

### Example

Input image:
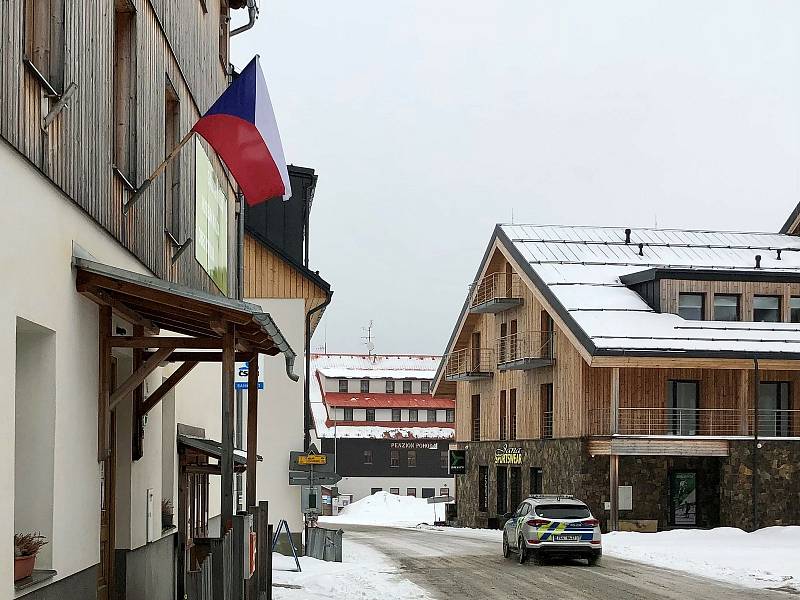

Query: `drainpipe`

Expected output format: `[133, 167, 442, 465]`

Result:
[236, 192, 244, 300]
[752, 358, 760, 531]
[231, 0, 258, 37]
[304, 290, 333, 451]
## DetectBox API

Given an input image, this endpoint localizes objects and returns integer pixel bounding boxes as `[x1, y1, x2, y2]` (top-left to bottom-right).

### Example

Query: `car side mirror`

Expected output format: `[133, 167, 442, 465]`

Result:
[503, 512, 512, 520]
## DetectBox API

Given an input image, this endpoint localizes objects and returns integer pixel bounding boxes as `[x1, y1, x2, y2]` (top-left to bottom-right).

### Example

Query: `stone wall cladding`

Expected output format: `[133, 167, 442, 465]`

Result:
[720, 440, 800, 530]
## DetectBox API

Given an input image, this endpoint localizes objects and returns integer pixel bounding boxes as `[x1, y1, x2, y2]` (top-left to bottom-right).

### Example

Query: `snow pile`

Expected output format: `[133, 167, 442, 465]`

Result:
[604, 526, 800, 592]
[272, 538, 431, 600]
[320, 491, 445, 527]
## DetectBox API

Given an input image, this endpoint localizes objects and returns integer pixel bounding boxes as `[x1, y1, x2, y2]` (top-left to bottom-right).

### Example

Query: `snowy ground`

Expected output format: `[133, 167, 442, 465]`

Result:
[272, 539, 431, 600]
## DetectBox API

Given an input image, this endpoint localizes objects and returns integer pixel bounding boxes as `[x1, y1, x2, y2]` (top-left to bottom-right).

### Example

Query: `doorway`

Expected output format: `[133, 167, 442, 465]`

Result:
[669, 471, 697, 527]
[496, 466, 507, 517]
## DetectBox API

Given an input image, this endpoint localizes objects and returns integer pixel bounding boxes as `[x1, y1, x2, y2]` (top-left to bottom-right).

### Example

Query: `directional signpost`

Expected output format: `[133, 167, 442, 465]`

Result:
[288, 444, 339, 522]
[289, 472, 342, 486]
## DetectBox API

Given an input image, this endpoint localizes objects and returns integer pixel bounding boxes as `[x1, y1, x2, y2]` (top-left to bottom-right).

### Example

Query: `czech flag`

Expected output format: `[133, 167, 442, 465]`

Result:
[192, 56, 291, 205]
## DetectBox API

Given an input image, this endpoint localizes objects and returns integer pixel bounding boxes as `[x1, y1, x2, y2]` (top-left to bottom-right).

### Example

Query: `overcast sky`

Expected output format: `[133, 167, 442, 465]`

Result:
[232, 1, 800, 355]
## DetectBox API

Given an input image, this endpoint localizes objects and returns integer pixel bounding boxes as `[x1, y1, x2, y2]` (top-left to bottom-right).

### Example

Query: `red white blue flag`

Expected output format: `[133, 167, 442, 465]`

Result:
[192, 56, 291, 206]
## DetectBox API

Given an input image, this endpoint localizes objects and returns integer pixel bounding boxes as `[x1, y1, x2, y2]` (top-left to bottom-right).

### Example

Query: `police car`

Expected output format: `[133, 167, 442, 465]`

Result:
[502, 495, 602, 565]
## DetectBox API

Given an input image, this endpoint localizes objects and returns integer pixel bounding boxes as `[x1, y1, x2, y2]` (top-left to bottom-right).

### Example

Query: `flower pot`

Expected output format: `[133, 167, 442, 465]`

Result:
[14, 554, 36, 582]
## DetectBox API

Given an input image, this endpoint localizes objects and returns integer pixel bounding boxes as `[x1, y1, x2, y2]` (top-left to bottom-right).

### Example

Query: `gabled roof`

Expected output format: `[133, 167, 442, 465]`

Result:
[434, 224, 800, 392]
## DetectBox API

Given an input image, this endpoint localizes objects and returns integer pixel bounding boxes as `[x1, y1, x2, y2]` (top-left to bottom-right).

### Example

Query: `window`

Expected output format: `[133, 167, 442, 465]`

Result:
[678, 293, 704, 320]
[408, 409, 418, 422]
[407, 450, 417, 467]
[360, 379, 370, 393]
[113, 1, 137, 182]
[478, 466, 488, 512]
[403, 380, 412, 394]
[386, 379, 395, 393]
[791, 297, 800, 323]
[535, 504, 591, 519]
[758, 382, 791, 436]
[440, 451, 448, 470]
[370, 488, 382, 495]
[389, 488, 399, 495]
[530, 467, 543, 495]
[499, 390, 507, 441]
[446, 409, 455, 423]
[421, 488, 435, 498]
[406, 488, 417, 497]
[391, 408, 401, 421]
[218, 0, 229, 68]
[471, 331, 482, 371]
[471, 395, 481, 441]
[390, 450, 400, 468]
[499, 322, 508, 362]
[365, 408, 375, 422]
[540, 313, 552, 358]
[509, 389, 517, 441]
[541, 384, 553, 439]
[363, 449, 373, 465]
[667, 380, 699, 435]
[421, 380, 430, 394]
[338, 379, 348, 393]
[23, 0, 66, 94]
[164, 77, 181, 240]
[754, 296, 781, 322]
[343, 407, 353, 421]
[426, 409, 436, 422]
[713, 294, 739, 321]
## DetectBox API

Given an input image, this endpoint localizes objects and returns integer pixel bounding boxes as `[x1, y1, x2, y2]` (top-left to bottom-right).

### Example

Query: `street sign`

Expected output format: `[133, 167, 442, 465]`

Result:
[449, 449, 466, 475]
[289, 450, 335, 473]
[302, 485, 322, 514]
[298, 454, 327, 466]
[427, 495, 455, 504]
[289, 471, 342, 486]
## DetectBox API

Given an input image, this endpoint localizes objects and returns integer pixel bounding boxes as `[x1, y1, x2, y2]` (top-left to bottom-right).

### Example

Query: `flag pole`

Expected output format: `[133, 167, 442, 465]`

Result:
[124, 130, 195, 213]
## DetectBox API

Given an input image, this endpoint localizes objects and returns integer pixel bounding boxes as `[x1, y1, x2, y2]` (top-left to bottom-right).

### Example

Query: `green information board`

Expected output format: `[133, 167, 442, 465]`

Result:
[194, 138, 228, 293]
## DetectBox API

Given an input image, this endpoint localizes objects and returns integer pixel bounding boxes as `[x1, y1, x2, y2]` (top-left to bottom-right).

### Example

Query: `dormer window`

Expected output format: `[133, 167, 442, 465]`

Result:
[678, 293, 704, 320]
[754, 296, 780, 323]
[713, 295, 739, 322]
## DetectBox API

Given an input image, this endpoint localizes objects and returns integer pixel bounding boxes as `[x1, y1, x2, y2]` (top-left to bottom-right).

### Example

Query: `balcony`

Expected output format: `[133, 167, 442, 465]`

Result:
[496, 330, 554, 371]
[444, 347, 494, 382]
[588, 407, 800, 437]
[468, 272, 523, 314]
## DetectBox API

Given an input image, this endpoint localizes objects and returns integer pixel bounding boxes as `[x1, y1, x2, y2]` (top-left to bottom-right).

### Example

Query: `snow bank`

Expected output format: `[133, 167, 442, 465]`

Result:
[272, 538, 431, 600]
[319, 491, 445, 527]
[604, 526, 800, 592]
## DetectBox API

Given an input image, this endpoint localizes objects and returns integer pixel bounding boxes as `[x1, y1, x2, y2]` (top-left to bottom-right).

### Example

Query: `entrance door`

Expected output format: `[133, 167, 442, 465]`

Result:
[471, 332, 481, 372]
[496, 466, 507, 517]
[670, 471, 697, 526]
[509, 467, 521, 510]
[98, 359, 117, 600]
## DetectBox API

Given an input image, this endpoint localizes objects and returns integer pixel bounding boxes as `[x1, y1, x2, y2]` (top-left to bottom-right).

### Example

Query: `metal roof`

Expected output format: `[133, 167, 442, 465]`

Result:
[177, 434, 260, 466]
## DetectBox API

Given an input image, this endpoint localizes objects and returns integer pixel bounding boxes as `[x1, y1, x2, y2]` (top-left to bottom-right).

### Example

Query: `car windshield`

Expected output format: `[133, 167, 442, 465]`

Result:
[535, 504, 590, 519]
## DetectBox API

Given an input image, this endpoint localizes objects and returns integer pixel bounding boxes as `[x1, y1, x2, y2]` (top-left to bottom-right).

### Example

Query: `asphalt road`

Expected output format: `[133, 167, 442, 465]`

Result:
[341, 524, 791, 600]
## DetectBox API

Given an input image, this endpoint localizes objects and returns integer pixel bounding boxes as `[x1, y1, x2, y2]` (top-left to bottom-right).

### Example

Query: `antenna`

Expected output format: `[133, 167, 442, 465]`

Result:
[361, 321, 375, 357]
[511, 207, 515, 224]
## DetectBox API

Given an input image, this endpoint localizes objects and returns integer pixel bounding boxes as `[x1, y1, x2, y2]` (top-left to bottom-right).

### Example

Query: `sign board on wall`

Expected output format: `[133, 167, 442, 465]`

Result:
[195, 138, 228, 293]
[494, 444, 525, 465]
[449, 449, 466, 474]
[235, 354, 265, 390]
[390, 442, 439, 450]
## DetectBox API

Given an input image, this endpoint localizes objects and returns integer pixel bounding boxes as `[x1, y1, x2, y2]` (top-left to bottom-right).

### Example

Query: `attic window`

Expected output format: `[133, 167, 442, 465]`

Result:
[678, 293, 704, 320]
[754, 296, 780, 323]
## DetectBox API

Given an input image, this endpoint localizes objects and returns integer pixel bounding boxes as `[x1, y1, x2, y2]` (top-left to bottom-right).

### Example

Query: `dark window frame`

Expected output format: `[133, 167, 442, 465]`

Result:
[365, 408, 375, 422]
[343, 407, 353, 421]
[471, 394, 481, 441]
[541, 384, 553, 439]
[678, 292, 705, 320]
[446, 408, 455, 423]
[390, 450, 400, 468]
[667, 379, 700, 435]
[408, 408, 418, 422]
[407, 450, 417, 467]
[753, 295, 781, 323]
[758, 381, 792, 436]
[790, 296, 800, 324]
[360, 379, 370, 393]
[363, 449, 373, 465]
[386, 379, 395, 393]
[391, 408, 401, 422]
[403, 380, 413, 394]
[712, 294, 740, 322]
[338, 379, 348, 393]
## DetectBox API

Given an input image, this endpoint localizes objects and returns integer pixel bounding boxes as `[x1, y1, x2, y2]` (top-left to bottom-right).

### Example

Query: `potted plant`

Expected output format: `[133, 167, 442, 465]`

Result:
[14, 532, 47, 582]
[161, 499, 174, 531]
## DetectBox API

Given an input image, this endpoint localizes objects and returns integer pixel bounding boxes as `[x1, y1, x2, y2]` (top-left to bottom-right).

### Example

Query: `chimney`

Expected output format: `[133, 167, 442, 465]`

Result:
[755, 254, 762, 269]
[624, 228, 631, 244]
[638, 243, 644, 256]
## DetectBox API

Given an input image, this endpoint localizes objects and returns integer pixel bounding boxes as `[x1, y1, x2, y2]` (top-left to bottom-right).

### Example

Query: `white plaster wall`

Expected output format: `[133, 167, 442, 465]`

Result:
[323, 376, 431, 394]
[0, 142, 152, 597]
[338, 477, 455, 503]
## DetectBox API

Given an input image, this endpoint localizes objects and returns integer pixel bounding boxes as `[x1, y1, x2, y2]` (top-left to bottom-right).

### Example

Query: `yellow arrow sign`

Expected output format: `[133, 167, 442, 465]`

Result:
[298, 454, 327, 465]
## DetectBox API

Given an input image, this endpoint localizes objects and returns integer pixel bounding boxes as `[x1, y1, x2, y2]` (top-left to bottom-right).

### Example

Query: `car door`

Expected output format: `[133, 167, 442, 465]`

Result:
[506, 501, 528, 548]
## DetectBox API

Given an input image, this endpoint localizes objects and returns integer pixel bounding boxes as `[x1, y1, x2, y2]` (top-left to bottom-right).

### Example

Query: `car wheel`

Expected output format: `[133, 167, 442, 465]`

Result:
[502, 533, 511, 559]
[517, 536, 528, 564]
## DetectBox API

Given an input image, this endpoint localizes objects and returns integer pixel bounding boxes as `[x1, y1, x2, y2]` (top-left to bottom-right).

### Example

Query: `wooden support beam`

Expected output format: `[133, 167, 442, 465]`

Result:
[81, 286, 159, 334]
[609, 454, 619, 532]
[246, 355, 260, 510]
[110, 348, 173, 409]
[111, 336, 223, 348]
[98, 305, 113, 461]
[143, 351, 261, 362]
[221, 324, 236, 533]
[738, 369, 749, 435]
[140, 361, 199, 416]
[132, 325, 145, 460]
[209, 319, 227, 336]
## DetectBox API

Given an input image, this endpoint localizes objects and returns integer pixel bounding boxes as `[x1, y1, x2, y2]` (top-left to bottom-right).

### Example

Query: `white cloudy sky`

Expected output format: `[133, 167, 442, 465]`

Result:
[232, 1, 800, 355]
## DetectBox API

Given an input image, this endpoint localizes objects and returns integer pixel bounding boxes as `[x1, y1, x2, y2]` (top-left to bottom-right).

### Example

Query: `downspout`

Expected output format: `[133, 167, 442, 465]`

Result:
[236, 192, 244, 300]
[304, 290, 333, 451]
[231, 0, 258, 37]
[752, 357, 760, 531]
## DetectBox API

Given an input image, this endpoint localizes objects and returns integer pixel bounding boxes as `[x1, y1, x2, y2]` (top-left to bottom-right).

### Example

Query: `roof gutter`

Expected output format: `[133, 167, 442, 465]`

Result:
[304, 290, 334, 450]
[231, 0, 258, 37]
[253, 313, 299, 381]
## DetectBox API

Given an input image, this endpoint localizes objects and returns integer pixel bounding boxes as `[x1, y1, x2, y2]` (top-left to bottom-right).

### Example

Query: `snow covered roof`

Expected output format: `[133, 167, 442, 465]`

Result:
[324, 393, 454, 409]
[312, 353, 440, 379]
[492, 225, 800, 358]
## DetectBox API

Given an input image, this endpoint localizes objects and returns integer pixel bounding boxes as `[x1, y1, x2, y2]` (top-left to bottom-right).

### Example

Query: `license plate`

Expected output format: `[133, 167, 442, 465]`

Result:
[553, 535, 580, 542]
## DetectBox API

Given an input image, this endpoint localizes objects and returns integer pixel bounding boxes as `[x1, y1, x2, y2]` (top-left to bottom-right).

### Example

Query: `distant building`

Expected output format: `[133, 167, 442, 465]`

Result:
[310, 354, 455, 504]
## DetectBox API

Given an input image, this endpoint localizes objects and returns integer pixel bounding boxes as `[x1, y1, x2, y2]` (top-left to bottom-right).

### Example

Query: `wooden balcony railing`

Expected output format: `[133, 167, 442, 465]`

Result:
[444, 347, 494, 381]
[496, 330, 554, 368]
[468, 272, 523, 312]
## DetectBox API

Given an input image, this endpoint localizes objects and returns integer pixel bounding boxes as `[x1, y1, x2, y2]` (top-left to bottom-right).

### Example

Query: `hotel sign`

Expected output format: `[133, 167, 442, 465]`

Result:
[390, 442, 439, 450]
[495, 444, 525, 465]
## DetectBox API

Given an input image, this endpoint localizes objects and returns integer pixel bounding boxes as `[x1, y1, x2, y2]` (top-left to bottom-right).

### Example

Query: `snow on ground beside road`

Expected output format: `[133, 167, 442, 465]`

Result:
[272, 538, 431, 600]
[604, 526, 800, 592]
[319, 491, 445, 526]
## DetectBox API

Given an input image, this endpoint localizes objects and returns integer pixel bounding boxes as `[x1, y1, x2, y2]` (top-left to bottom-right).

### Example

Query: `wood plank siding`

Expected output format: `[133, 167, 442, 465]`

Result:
[1, 0, 237, 294]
